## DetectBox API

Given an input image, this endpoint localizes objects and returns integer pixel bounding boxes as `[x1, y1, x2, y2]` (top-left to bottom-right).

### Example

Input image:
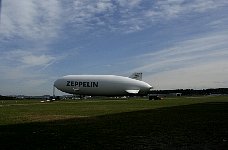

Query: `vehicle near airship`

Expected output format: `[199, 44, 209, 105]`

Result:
[54, 73, 152, 97]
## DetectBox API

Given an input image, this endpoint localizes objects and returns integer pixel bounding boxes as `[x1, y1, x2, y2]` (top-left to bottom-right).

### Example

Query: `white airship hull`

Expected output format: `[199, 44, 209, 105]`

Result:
[54, 75, 152, 96]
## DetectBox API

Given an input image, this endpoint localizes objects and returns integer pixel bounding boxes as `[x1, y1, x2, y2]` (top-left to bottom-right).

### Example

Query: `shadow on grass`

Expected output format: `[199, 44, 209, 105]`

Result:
[0, 102, 228, 150]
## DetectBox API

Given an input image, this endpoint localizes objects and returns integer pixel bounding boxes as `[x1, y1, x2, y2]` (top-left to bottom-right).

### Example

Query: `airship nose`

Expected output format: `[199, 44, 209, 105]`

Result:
[54, 79, 61, 89]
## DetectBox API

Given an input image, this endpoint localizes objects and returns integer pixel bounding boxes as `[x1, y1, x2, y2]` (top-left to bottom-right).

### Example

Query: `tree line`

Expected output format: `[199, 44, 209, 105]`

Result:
[150, 88, 228, 96]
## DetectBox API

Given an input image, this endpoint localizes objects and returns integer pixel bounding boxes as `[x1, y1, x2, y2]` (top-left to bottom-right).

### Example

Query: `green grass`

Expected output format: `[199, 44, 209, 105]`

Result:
[0, 96, 228, 149]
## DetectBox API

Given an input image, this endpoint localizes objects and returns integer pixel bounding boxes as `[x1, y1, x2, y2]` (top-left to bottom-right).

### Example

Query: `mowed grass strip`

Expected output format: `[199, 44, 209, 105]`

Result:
[0, 96, 227, 125]
[0, 96, 227, 149]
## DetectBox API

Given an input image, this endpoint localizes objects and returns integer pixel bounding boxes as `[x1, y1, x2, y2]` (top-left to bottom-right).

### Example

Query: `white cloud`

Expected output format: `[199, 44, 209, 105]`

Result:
[65, 0, 115, 28]
[1, 0, 227, 36]
[96, 0, 114, 12]
[117, 0, 142, 8]
[0, 0, 227, 95]
[147, 61, 228, 90]
[128, 31, 228, 89]
[0, 49, 61, 93]
[21, 54, 55, 67]
[0, 49, 58, 95]
[132, 31, 228, 72]
[127, 0, 227, 32]
[0, 0, 63, 95]
[2, 50, 56, 68]
[144, 0, 228, 21]
[0, 0, 61, 40]
[57, 0, 227, 33]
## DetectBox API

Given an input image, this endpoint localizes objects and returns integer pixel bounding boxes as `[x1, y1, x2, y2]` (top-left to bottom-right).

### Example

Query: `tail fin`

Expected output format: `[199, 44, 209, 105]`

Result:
[129, 72, 142, 81]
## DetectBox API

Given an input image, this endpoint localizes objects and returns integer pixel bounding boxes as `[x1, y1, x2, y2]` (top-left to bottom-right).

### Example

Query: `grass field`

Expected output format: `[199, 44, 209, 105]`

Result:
[0, 96, 228, 149]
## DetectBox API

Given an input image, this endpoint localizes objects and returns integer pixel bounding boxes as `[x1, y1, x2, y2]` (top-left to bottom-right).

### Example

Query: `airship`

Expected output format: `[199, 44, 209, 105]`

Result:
[54, 73, 152, 97]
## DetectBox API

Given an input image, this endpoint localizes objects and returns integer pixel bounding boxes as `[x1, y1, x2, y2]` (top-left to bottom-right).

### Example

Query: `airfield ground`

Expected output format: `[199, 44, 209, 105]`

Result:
[0, 96, 228, 149]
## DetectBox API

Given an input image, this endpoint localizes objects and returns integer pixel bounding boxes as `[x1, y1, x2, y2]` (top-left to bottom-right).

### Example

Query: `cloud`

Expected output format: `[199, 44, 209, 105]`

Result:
[2, 50, 56, 68]
[141, 0, 228, 32]
[1, 0, 227, 36]
[63, 1, 114, 32]
[147, 60, 228, 90]
[131, 31, 228, 71]
[0, 1, 64, 95]
[0, 49, 62, 91]
[0, 0, 61, 40]
[117, 0, 142, 8]
[0, 0, 227, 95]
[128, 31, 228, 89]
[0, 49, 58, 95]
[21, 54, 55, 67]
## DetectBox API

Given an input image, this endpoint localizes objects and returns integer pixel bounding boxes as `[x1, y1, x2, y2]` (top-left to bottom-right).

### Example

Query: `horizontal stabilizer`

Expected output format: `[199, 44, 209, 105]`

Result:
[126, 89, 140, 94]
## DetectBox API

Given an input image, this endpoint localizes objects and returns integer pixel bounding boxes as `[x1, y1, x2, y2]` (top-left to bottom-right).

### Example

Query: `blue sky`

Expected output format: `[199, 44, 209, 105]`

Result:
[0, 0, 228, 96]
